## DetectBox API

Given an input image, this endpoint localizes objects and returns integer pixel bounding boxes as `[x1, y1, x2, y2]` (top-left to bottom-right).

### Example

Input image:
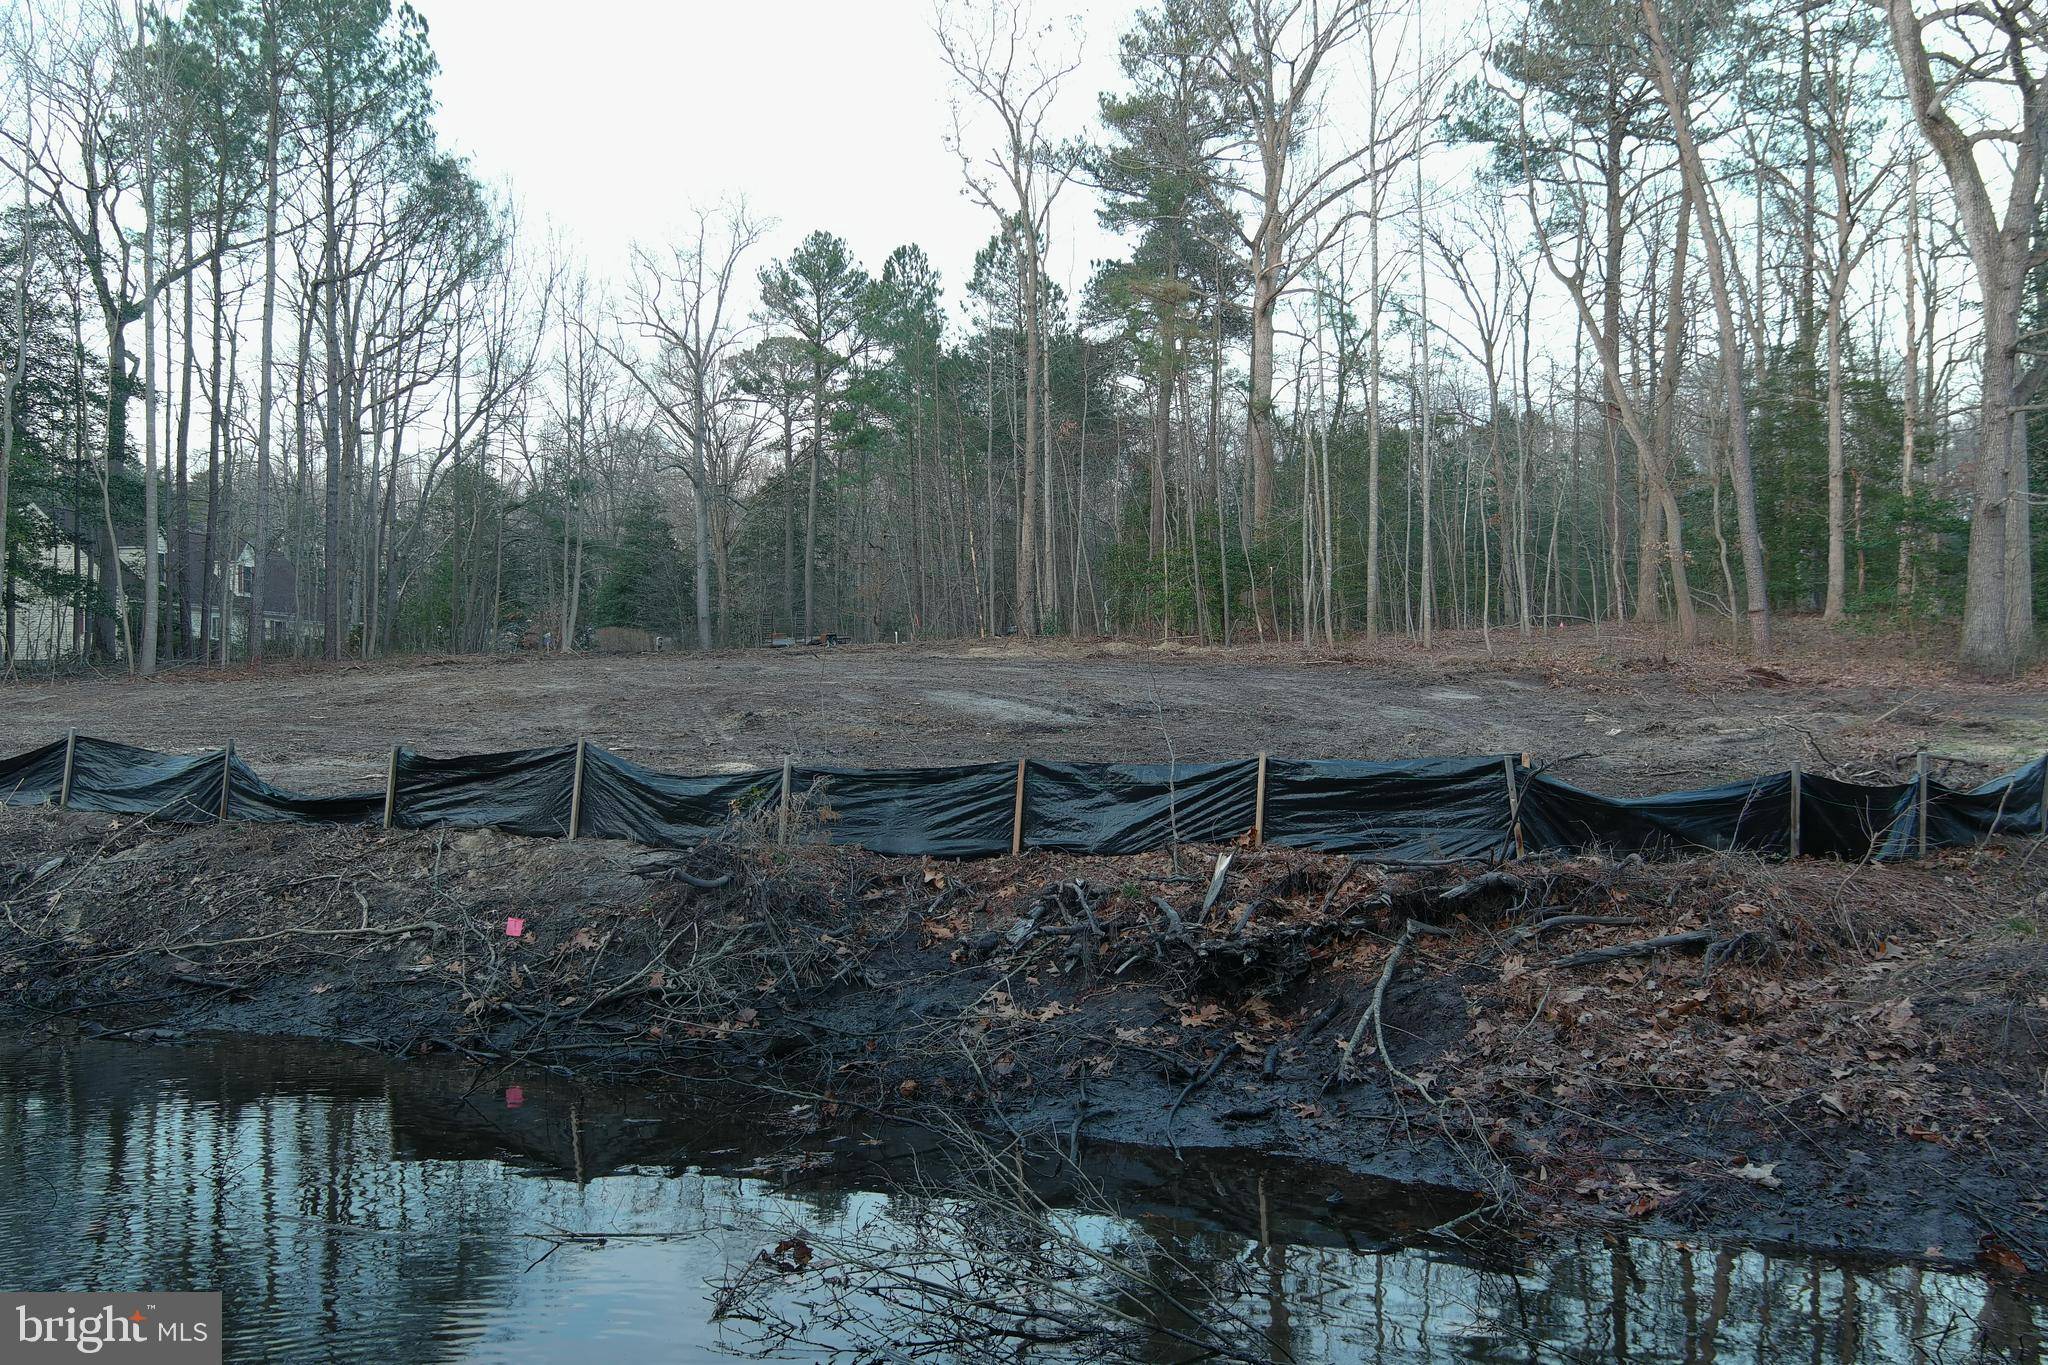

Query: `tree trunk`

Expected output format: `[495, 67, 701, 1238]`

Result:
[1415, 156, 1434, 647]
[1885, 0, 2038, 673]
[171, 222, 194, 657]
[1643, 0, 1771, 654]
[804, 353, 822, 638]
[1651, 190, 1697, 642]
[781, 402, 794, 631]
[1899, 155, 1919, 604]
[1148, 241, 1173, 564]
[139, 80, 160, 677]
[1822, 263, 1849, 622]
[1365, 203, 1382, 643]
[250, 25, 281, 669]
[1602, 120, 1628, 621]
[1247, 220, 1280, 531]
[1015, 233, 1041, 635]
[0, 164, 26, 667]
[692, 375, 714, 651]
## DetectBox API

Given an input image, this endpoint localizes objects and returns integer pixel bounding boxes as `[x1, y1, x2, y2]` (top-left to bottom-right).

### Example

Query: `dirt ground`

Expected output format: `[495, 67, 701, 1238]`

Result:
[4, 804, 2045, 1274]
[5, 621, 2045, 795]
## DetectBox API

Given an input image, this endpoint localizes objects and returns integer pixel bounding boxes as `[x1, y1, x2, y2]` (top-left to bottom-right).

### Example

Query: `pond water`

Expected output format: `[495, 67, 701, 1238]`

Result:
[0, 1034, 2039, 1363]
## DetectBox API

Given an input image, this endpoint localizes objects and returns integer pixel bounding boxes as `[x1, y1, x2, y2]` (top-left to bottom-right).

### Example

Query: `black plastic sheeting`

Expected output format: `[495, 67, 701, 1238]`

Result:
[0, 738, 67, 807]
[1894, 754, 2047, 858]
[1519, 772, 1792, 858]
[1023, 761, 1258, 855]
[391, 744, 578, 838]
[5, 733, 2044, 866]
[578, 747, 777, 848]
[1795, 774, 1911, 861]
[1264, 758, 1515, 861]
[224, 754, 383, 827]
[62, 735, 227, 821]
[799, 762, 1018, 857]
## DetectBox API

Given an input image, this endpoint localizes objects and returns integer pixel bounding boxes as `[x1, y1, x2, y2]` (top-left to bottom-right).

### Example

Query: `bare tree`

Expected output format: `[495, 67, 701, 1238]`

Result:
[1640, 0, 1771, 654]
[0, 59, 30, 670]
[1510, 80, 1698, 644]
[600, 202, 766, 651]
[936, 0, 1080, 635]
[1213, 0, 1446, 533]
[1, 1, 148, 667]
[1886, 0, 2043, 674]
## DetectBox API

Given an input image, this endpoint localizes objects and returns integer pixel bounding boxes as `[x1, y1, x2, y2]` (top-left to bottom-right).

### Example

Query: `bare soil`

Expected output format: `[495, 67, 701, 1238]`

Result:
[4, 621, 2045, 795]
[4, 801, 2046, 1279]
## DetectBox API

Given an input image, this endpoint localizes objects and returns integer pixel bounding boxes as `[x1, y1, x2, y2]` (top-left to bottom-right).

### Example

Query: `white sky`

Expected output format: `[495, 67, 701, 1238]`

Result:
[419, 0, 1139, 321]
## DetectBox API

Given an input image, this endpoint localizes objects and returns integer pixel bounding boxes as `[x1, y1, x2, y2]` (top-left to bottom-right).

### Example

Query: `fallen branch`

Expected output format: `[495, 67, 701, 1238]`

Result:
[1334, 919, 1448, 1093]
[1553, 929, 1711, 969]
[1440, 870, 1525, 904]
[1509, 913, 1644, 944]
[1165, 1042, 1237, 1156]
[1316, 856, 1360, 915]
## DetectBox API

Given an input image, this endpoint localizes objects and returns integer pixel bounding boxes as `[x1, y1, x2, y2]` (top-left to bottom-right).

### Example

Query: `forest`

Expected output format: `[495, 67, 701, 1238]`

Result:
[0, 0, 2043, 678]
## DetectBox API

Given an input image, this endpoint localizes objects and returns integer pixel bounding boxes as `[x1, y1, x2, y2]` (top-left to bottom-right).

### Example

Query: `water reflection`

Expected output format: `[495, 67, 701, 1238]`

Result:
[0, 1035, 2038, 1362]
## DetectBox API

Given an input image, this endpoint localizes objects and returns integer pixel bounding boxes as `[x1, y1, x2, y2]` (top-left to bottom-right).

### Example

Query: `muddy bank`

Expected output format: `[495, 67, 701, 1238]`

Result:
[4, 803, 2046, 1279]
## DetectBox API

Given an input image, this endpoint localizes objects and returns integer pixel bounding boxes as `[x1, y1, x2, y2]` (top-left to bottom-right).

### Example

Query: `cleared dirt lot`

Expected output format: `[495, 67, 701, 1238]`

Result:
[5, 623, 2044, 794]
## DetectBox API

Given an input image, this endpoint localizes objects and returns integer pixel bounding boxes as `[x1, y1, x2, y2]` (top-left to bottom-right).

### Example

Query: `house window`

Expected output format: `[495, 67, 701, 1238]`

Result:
[236, 566, 253, 595]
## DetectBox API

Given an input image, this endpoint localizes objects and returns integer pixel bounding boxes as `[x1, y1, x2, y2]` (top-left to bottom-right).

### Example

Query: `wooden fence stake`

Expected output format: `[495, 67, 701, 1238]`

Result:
[1915, 749, 1930, 858]
[1505, 754, 1527, 859]
[1520, 753, 1531, 858]
[568, 738, 587, 841]
[218, 741, 234, 822]
[382, 747, 400, 830]
[1788, 758, 1802, 859]
[58, 728, 77, 808]
[1010, 758, 1028, 856]
[778, 757, 794, 848]
[1252, 751, 1269, 847]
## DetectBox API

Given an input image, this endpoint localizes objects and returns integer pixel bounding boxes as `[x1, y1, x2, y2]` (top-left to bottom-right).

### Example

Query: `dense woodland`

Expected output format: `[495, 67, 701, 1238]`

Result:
[0, 0, 2043, 676]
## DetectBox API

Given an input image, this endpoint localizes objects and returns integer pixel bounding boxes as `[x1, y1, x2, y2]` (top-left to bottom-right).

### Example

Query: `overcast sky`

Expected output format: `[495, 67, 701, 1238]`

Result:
[419, 0, 1138, 318]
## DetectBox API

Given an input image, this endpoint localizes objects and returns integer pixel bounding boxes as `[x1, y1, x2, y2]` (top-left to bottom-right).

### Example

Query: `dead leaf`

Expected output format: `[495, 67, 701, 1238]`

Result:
[1979, 1238, 2029, 1276]
[1730, 1161, 1782, 1189]
[769, 1236, 814, 1272]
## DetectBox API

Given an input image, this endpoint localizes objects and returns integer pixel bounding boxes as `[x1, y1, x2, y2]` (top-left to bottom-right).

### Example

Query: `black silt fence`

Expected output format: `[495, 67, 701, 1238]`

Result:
[3, 733, 2044, 866]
